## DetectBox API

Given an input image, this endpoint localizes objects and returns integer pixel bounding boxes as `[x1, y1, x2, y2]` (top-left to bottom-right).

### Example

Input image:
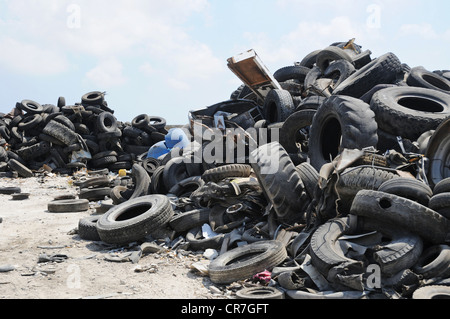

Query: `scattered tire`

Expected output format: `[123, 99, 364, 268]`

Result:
[7, 159, 34, 178]
[186, 226, 225, 251]
[407, 66, 450, 94]
[169, 208, 211, 233]
[208, 240, 288, 284]
[236, 287, 285, 300]
[48, 199, 90, 213]
[96, 195, 174, 245]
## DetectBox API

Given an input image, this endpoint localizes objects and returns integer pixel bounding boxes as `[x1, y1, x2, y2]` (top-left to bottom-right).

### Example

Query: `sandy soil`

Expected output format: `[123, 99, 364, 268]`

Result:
[0, 174, 225, 300]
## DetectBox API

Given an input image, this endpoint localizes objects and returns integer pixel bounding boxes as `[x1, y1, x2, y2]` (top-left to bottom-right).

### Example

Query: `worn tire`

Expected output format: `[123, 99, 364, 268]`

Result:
[236, 287, 285, 300]
[7, 159, 33, 178]
[316, 46, 353, 73]
[169, 208, 211, 233]
[250, 142, 310, 222]
[407, 66, 450, 94]
[428, 193, 450, 219]
[263, 89, 295, 124]
[78, 216, 102, 241]
[370, 86, 450, 140]
[186, 226, 225, 251]
[350, 190, 449, 244]
[296, 162, 319, 199]
[413, 245, 450, 279]
[413, 286, 450, 299]
[48, 199, 90, 213]
[96, 195, 174, 245]
[378, 177, 433, 206]
[432, 177, 450, 195]
[202, 164, 252, 183]
[279, 109, 316, 154]
[42, 120, 78, 146]
[333, 52, 402, 98]
[308, 95, 378, 171]
[208, 240, 288, 284]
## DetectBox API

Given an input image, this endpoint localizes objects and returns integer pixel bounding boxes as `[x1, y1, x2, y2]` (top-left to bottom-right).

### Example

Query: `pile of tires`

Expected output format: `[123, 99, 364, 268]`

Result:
[0, 92, 168, 177]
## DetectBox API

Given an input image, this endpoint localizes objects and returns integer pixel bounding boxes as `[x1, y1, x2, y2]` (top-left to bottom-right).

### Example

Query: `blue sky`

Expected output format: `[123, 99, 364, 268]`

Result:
[0, 0, 449, 125]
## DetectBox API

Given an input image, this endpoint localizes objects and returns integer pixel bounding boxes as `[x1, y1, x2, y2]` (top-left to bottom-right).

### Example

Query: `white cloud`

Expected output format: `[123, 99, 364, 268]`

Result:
[0, 36, 69, 75]
[85, 58, 128, 88]
[399, 23, 440, 40]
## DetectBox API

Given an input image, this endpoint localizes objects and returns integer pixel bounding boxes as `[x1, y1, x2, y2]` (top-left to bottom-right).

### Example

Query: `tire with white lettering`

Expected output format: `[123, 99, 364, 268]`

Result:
[236, 287, 285, 299]
[208, 240, 288, 284]
[96, 195, 174, 245]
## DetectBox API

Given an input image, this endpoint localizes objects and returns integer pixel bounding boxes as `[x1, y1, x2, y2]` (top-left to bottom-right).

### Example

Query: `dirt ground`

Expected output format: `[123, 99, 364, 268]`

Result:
[0, 174, 226, 300]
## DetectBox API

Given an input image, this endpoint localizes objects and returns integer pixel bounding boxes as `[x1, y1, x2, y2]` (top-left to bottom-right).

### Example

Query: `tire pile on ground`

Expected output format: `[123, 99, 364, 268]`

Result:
[0, 91, 168, 177]
[2, 40, 450, 299]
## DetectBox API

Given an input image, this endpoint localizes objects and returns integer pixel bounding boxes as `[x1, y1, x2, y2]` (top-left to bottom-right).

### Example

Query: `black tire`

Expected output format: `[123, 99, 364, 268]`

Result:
[18, 114, 43, 132]
[332, 52, 402, 98]
[295, 96, 326, 112]
[250, 142, 310, 223]
[129, 163, 151, 200]
[96, 195, 174, 245]
[310, 215, 423, 279]
[82, 91, 105, 106]
[308, 95, 379, 171]
[0, 187, 21, 195]
[274, 65, 310, 83]
[42, 120, 78, 146]
[413, 286, 450, 299]
[110, 186, 133, 205]
[168, 176, 204, 198]
[90, 155, 117, 168]
[57, 97, 66, 109]
[48, 199, 90, 213]
[208, 240, 288, 285]
[16, 141, 51, 161]
[202, 164, 252, 183]
[97, 112, 118, 133]
[78, 216, 101, 241]
[413, 245, 450, 279]
[186, 226, 225, 251]
[7, 159, 33, 178]
[296, 162, 320, 199]
[148, 117, 166, 131]
[162, 158, 190, 191]
[370, 86, 450, 140]
[299, 49, 321, 68]
[142, 157, 161, 176]
[78, 176, 110, 189]
[18, 100, 43, 114]
[407, 66, 450, 94]
[263, 89, 295, 124]
[428, 193, 450, 219]
[169, 208, 211, 233]
[324, 59, 356, 89]
[79, 187, 112, 202]
[350, 190, 449, 244]
[378, 177, 433, 206]
[236, 287, 285, 300]
[316, 46, 353, 73]
[432, 177, 450, 195]
[279, 109, 316, 154]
